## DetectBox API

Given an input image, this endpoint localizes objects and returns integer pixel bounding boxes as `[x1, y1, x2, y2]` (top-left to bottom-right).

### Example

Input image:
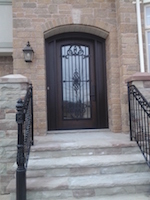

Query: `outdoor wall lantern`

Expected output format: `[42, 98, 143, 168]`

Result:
[23, 41, 34, 62]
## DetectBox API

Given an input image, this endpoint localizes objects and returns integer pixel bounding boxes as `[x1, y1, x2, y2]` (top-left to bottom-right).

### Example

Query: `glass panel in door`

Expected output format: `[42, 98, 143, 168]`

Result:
[61, 45, 91, 120]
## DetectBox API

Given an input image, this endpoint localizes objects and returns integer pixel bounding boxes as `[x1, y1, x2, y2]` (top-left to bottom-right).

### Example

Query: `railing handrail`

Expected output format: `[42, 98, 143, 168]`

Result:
[16, 84, 34, 200]
[23, 84, 34, 168]
[128, 83, 150, 168]
[128, 84, 150, 115]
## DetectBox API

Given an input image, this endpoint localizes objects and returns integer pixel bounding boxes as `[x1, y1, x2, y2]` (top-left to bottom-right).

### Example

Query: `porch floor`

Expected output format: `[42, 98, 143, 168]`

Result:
[33, 129, 135, 149]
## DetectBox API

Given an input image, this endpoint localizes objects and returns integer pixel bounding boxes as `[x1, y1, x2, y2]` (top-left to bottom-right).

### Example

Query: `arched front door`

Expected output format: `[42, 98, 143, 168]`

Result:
[45, 33, 108, 130]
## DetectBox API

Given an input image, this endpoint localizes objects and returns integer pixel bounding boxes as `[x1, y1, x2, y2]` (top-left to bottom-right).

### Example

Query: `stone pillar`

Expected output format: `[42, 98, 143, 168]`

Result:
[126, 72, 150, 132]
[0, 74, 29, 194]
[127, 72, 150, 101]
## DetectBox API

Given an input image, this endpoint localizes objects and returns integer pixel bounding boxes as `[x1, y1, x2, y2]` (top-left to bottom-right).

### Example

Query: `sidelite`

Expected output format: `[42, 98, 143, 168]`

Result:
[61, 45, 91, 120]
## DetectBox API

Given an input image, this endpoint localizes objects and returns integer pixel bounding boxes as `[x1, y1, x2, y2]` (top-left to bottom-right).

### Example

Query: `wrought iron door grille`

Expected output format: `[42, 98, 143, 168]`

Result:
[61, 45, 91, 119]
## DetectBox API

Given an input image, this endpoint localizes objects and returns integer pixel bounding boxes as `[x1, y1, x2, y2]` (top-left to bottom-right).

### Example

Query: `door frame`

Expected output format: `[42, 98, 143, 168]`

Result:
[45, 32, 108, 130]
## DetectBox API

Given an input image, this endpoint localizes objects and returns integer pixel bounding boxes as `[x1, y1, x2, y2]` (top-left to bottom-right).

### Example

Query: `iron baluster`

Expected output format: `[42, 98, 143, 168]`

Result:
[16, 98, 26, 200]
[128, 83, 133, 141]
[31, 85, 34, 145]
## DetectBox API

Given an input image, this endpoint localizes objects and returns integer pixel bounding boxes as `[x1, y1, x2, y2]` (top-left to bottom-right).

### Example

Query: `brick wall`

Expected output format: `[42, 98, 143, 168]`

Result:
[12, 0, 140, 133]
[0, 56, 13, 77]
[116, 0, 139, 132]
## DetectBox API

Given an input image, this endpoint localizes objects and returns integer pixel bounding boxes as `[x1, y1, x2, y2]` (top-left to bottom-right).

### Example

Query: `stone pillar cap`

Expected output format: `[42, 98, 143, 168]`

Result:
[125, 72, 150, 83]
[0, 74, 29, 83]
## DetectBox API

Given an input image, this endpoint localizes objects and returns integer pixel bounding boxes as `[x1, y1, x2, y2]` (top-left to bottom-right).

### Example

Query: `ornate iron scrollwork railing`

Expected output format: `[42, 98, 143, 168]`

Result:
[128, 83, 150, 167]
[16, 84, 34, 200]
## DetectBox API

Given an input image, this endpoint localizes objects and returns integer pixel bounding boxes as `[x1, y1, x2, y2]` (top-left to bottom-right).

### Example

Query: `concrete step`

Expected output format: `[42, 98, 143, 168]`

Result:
[31, 130, 138, 158]
[8, 193, 150, 200]
[26, 154, 149, 178]
[44, 194, 150, 200]
[8, 172, 150, 199]
[6, 130, 150, 200]
[30, 146, 139, 159]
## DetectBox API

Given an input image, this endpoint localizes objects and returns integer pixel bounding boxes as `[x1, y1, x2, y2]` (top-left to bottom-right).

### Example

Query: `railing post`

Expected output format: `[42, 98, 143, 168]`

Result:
[127, 83, 133, 141]
[16, 99, 26, 200]
[30, 85, 34, 145]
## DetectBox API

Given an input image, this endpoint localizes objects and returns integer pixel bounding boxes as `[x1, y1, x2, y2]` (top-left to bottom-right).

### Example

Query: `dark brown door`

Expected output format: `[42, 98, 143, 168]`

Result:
[46, 33, 108, 130]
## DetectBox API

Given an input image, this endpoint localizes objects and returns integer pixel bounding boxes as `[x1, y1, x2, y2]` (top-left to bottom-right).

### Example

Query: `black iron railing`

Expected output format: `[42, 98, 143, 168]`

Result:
[16, 84, 34, 200]
[128, 83, 150, 167]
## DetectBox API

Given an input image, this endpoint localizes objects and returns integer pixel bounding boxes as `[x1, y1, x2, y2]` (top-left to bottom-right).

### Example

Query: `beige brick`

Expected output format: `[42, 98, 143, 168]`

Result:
[49, 5, 58, 14]
[0, 57, 13, 77]
[23, 2, 36, 8]
[13, 19, 32, 28]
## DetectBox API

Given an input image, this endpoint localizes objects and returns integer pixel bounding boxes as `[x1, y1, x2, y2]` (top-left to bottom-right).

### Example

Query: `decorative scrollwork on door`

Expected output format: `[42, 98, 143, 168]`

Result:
[61, 45, 91, 119]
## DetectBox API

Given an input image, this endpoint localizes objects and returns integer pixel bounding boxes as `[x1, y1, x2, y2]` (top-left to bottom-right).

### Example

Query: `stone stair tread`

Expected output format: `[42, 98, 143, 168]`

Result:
[32, 139, 137, 152]
[7, 172, 150, 192]
[55, 194, 150, 200]
[27, 154, 145, 169]
[6, 131, 150, 199]
[32, 131, 137, 152]
[31, 141, 137, 151]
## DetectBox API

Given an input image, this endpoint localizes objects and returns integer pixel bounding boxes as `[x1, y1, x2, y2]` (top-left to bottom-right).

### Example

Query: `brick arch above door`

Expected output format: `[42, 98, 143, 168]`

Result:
[42, 16, 112, 39]
[44, 24, 109, 40]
